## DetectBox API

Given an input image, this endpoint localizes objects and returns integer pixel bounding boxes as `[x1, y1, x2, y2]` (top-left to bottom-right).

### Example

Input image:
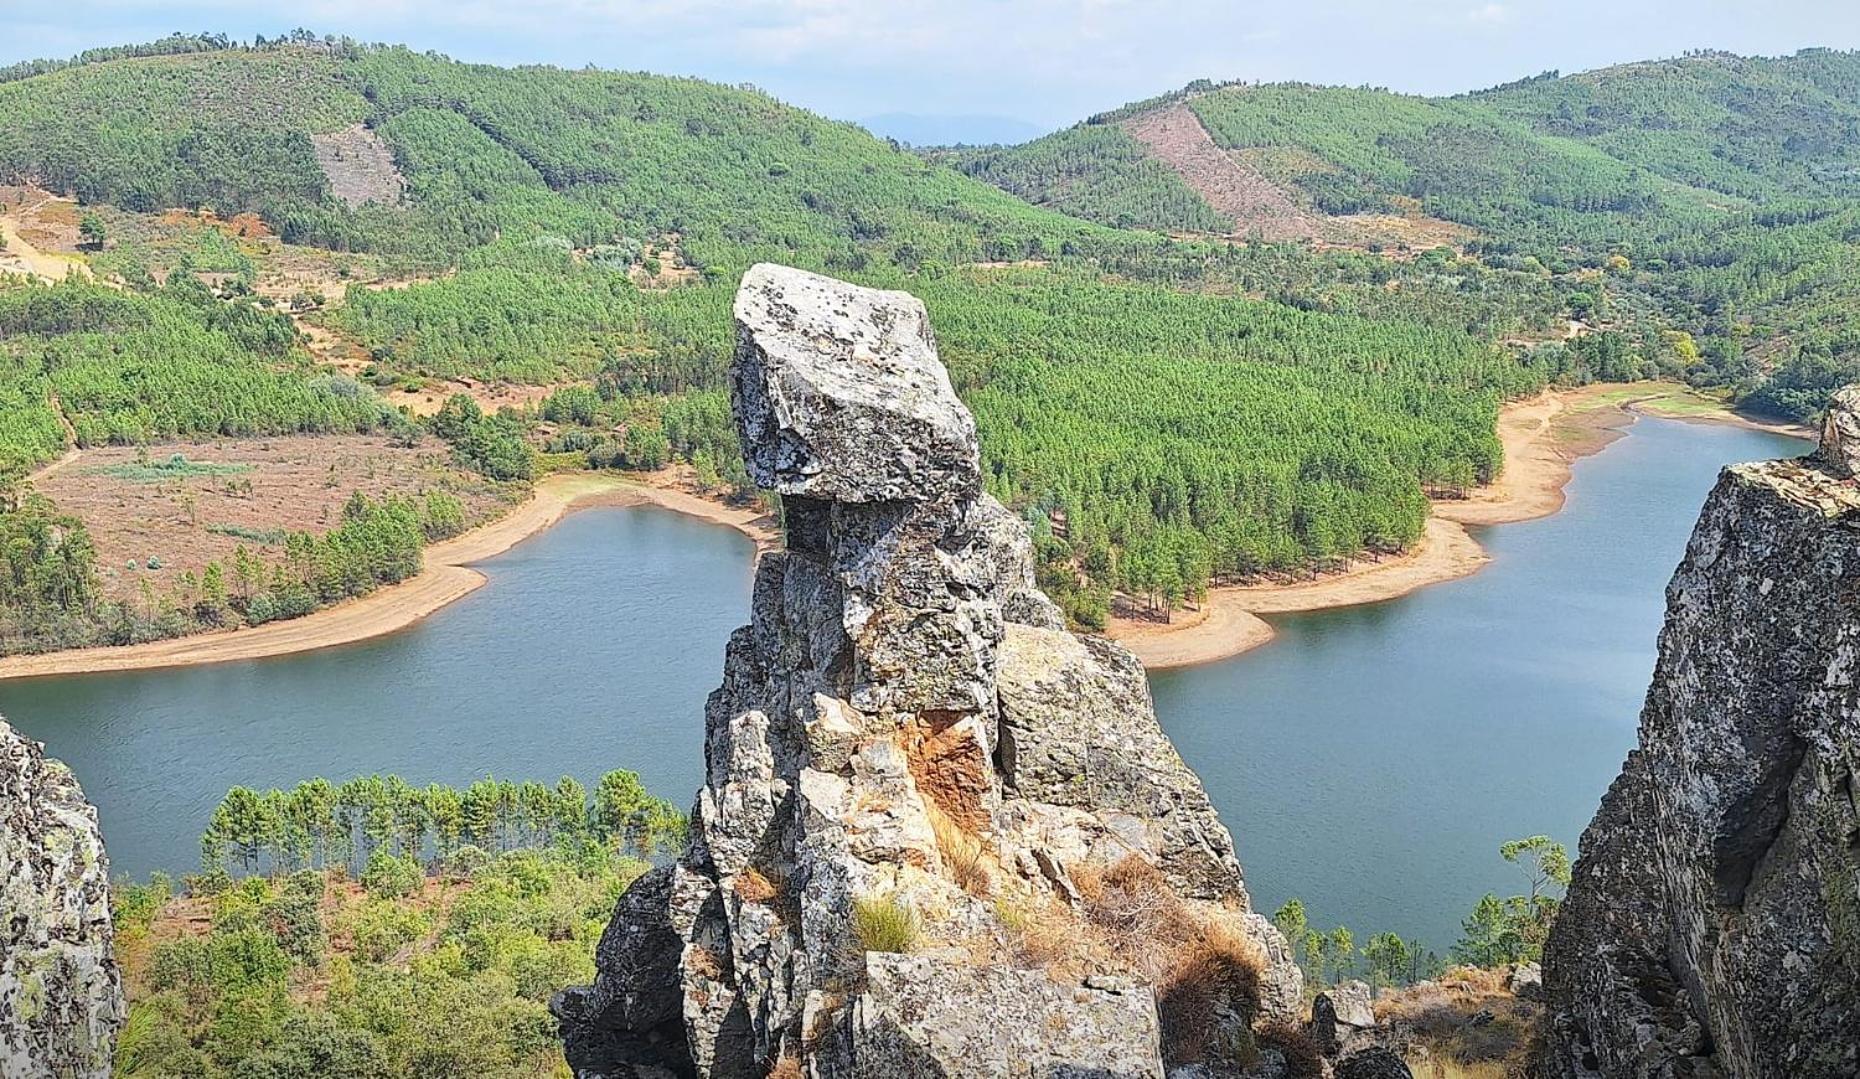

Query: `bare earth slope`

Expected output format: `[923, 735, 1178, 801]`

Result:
[1120, 104, 1318, 242]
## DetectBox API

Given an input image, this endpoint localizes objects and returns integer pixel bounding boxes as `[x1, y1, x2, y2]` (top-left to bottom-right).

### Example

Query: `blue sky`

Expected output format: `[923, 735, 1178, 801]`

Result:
[5, 1, 1860, 137]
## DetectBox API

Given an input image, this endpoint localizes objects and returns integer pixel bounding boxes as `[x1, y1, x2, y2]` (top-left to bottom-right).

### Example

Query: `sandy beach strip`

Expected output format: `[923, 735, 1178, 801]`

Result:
[0, 472, 777, 681]
[1108, 383, 1802, 670]
[0, 383, 1808, 681]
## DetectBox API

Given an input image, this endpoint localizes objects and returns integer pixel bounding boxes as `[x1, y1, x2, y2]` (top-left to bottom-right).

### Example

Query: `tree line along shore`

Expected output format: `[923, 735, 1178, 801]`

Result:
[0, 38, 1843, 672]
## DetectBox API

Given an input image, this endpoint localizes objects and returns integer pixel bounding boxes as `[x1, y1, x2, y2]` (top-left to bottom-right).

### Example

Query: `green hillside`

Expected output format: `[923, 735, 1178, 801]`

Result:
[0, 35, 1793, 648]
[0, 37, 1107, 270]
[957, 50, 1860, 243]
[950, 51, 1860, 419]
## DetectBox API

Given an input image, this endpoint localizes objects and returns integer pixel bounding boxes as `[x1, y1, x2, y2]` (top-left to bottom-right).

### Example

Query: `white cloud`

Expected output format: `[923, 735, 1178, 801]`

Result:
[1466, 3, 1510, 23]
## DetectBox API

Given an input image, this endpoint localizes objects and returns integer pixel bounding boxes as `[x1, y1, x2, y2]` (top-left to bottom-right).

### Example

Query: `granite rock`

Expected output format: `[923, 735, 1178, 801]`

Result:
[1542, 400, 1860, 1079]
[559, 266, 1300, 1077]
[1, 717, 123, 1078]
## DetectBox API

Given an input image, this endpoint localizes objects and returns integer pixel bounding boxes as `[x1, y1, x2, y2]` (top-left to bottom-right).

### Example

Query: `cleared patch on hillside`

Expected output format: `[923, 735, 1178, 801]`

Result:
[1120, 105, 1318, 242]
[0, 185, 95, 282]
[36, 436, 505, 602]
[311, 124, 406, 208]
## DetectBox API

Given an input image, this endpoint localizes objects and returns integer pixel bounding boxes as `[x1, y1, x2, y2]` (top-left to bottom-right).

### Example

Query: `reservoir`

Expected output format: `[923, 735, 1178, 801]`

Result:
[0, 416, 1805, 950]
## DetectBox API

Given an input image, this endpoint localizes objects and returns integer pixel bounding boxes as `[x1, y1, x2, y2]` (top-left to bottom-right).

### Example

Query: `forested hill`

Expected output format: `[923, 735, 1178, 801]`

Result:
[0, 35, 1107, 271]
[947, 50, 1860, 419]
[950, 49, 1860, 244]
[0, 34, 1807, 653]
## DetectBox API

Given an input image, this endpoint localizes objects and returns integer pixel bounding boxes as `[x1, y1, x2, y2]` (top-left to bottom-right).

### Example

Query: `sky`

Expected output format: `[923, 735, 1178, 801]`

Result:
[4, 1, 1860, 139]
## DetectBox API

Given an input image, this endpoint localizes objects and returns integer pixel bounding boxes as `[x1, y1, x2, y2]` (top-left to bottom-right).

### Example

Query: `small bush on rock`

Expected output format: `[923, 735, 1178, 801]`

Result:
[852, 895, 918, 953]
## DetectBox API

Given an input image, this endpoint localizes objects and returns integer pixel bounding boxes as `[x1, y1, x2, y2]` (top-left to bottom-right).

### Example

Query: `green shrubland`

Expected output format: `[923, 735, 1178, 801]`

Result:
[113, 767, 684, 1077]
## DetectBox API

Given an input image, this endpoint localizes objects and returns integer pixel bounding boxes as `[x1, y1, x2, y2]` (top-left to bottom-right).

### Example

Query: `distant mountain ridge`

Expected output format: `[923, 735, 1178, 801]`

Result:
[0, 35, 1108, 272]
[858, 111, 1046, 147]
[950, 49, 1860, 241]
[944, 48, 1860, 416]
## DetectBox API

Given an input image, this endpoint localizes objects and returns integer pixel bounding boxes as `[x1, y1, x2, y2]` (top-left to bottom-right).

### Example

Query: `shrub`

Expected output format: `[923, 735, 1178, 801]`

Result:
[1256, 1019, 1326, 1079]
[361, 849, 423, 898]
[260, 878, 327, 963]
[342, 897, 431, 963]
[1157, 920, 1266, 1067]
[113, 874, 174, 933]
[851, 894, 918, 954]
[1078, 853, 1186, 944]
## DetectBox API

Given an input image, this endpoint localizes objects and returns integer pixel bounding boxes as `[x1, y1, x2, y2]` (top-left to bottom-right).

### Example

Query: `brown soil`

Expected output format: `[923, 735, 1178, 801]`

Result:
[383, 380, 563, 418]
[311, 124, 407, 209]
[34, 437, 508, 603]
[625, 236, 702, 289]
[0, 187, 93, 282]
[0, 471, 776, 680]
[1120, 106, 1318, 243]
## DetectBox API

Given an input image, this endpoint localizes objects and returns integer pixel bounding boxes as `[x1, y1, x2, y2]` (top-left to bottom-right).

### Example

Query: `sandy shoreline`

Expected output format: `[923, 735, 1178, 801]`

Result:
[0, 382, 1809, 681]
[1109, 383, 1802, 670]
[0, 472, 778, 681]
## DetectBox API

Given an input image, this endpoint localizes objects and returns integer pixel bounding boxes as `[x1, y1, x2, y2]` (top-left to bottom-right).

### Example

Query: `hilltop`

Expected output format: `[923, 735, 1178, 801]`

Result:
[0, 34, 1107, 271]
[950, 50, 1860, 242]
[949, 50, 1860, 417]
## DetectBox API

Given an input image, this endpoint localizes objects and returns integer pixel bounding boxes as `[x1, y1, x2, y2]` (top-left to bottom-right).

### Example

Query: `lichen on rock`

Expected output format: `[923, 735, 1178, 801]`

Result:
[1, 717, 123, 1078]
[1542, 391, 1860, 1078]
[557, 264, 1300, 1077]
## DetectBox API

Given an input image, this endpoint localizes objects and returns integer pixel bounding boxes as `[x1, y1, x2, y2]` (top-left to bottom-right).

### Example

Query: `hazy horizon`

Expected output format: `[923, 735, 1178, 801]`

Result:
[5, 2, 1860, 143]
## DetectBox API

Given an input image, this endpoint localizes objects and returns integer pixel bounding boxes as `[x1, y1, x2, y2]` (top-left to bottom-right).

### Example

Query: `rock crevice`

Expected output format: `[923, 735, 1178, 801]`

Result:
[558, 264, 1301, 1077]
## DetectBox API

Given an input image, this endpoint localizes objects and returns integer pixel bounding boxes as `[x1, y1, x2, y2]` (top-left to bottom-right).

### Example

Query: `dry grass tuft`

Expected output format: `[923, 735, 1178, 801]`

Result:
[766, 1054, 804, 1079]
[1078, 854, 1193, 946]
[993, 894, 1077, 972]
[1377, 964, 1540, 1076]
[927, 804, 994, 898]
[1406, 1058, 1512, 1079]
[851, 894, 919, 954]
[1256, 1019, 1326, 1079]
[1157, 917, 1267, 1067]
[735, 867, 781, 905]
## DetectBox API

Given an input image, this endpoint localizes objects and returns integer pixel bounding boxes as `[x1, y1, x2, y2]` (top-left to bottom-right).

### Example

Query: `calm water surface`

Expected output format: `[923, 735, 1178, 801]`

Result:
[1151, 417, 1804, 947]
[0, 507, 753, 880]
[0, 418, 1804, 950]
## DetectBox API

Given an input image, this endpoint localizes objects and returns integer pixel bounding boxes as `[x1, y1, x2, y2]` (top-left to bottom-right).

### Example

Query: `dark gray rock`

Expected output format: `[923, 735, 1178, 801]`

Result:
[1335, 1047, 1413, 1079]
[1543, 406, 1860, 1079]
[561, 266, 1299, 1077]
[1309, 980, 1375, 1054]
[1, 717, 122, 1078]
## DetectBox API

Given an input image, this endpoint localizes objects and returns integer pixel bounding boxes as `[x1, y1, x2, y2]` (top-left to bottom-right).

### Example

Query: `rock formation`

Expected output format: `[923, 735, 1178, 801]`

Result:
[558, 264, 1302, 1077]
[1542, 393, 1860, 1078]
[1, 717, 123, 1078]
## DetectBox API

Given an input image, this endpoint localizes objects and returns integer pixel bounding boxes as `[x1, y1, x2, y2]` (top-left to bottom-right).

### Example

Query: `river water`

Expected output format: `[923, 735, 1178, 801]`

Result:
[0, 417, 1804, 949]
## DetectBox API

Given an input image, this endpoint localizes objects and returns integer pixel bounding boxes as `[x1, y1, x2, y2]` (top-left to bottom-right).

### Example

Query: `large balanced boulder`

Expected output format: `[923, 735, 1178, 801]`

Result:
[729, 264, 978, 504]
[558, 265, 1300, 1077]
[1542, 391, 1860, 1078]
[1, 718, 123, 1078]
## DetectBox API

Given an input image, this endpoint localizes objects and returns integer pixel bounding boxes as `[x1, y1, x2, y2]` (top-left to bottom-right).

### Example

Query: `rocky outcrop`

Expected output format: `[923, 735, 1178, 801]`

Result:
[1310, 981, 1377, 1056]
[1542, 394, 1860, 1079]
[558, 264, 1301, 1077]
[1, 717, 122, 1078]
